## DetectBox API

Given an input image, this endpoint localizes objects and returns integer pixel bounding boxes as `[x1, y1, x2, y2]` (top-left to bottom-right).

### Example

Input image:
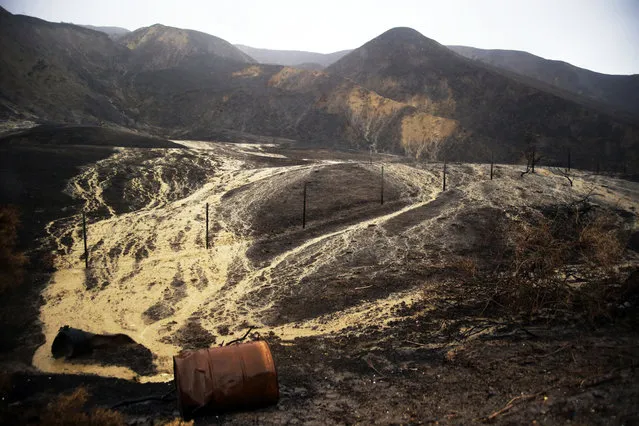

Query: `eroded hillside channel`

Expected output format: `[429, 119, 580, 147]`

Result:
[32, 141, 443, 381]
[32, 141, 639, 384]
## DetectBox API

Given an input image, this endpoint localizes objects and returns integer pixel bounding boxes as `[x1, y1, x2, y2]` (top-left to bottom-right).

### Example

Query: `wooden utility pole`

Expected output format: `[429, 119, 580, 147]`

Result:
[302, 182, 307, 229]
[205, 203, 209, 249]
[490, 152, 494, 180]
[82, 212, 88, 269]
[380, 165, 384, 205]
[443, 159, 447, 191]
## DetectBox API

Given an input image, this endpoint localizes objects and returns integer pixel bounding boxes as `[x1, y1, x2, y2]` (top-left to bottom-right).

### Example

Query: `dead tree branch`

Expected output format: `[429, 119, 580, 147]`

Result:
[550, 167, 573, 187]
[226, 326, 255, 346]
[520, 147, 543, 177]
[480, 387, 555, 423]
[365, 357, 387, 378]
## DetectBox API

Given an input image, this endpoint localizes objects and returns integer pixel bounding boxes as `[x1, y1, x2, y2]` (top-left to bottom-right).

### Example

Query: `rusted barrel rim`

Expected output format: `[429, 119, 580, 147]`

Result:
[173, 340, 279, 418]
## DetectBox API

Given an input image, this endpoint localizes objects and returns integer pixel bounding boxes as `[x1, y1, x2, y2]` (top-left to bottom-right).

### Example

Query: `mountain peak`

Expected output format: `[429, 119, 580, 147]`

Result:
[379, 27, 424, 39]
[327, 26, 455, 77]
[120, 23, 254, 70]
[374, 27, 442, 47]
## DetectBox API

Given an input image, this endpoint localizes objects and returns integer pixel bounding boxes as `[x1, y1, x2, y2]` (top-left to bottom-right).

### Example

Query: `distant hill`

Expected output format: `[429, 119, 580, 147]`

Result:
[0, 124, 179, 148]
[448, 45, 639, 118]
[0, 10, 255, 125]
[235, 45, 351, 68]
[0, 7, 131, 124]
[121, 24, 255, 71]
[1, 9, 637, 170]
[80, 25, 130, 39]
[294, 62, 325, 71]
[327, 27, 639, 166]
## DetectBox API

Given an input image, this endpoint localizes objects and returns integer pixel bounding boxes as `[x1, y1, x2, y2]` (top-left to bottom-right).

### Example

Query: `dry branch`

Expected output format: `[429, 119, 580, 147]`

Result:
[365, 357, 387, 378]
[551, 167, 573, 187]
[480, 387, 553, 423]
[353, 285, 373, 290]
[225, 326, 255, 346]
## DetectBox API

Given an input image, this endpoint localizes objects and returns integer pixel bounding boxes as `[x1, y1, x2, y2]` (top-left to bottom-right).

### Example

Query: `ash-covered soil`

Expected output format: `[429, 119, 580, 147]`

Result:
[1, 136, 638, 424]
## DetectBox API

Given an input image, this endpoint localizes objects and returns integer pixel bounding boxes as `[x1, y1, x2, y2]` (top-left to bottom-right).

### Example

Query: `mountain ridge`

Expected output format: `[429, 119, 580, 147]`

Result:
[448, 45, 639, 117]
[235, 44, 351, 68]
[0, 8, 131, 124]
[120, 24, 255, 71]
[80, 25, 131, 39]
[238, 35, 638, 117]
[0, 14, 637, 169]
[327, 27, 638, 165]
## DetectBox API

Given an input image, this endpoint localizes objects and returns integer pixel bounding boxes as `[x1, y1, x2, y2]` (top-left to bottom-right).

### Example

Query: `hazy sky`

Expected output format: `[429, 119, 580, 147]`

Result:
[2, 0, 638, 75]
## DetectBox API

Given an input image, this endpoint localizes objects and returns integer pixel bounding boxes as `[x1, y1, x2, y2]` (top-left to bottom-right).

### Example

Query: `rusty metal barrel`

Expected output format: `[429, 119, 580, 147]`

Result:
[51, 326, 95, 359]
[173, 341, 279, 418]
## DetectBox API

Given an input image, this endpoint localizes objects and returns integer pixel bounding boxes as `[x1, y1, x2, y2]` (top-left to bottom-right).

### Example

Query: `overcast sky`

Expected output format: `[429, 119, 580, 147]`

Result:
[2, 0, 638, 75]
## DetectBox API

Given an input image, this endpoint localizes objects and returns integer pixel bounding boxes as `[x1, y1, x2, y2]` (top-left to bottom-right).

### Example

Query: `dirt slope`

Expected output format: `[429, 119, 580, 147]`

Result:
[0, 138, 635, 424]
[28, 141, 638, 386]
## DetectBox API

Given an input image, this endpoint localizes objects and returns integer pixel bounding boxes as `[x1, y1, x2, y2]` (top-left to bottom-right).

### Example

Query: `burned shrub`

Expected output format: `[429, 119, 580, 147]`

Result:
[40, 387, 125, 426]
[448, 202, 632, 322]
[161, 320, 216, 351]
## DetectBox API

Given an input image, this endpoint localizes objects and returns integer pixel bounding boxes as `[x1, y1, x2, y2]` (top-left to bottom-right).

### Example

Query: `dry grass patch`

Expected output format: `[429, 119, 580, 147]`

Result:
[434, 203, 634, 322]
[161, 419, 194, 426]
[40, 387, 124, 426]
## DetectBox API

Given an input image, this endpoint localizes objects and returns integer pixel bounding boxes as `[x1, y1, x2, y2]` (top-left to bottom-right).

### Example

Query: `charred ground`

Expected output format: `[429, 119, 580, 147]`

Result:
[0, 127, 637, 424]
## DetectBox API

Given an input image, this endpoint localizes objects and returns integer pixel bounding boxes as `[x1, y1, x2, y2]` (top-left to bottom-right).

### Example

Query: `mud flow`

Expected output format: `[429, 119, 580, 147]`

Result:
[32, 141, 639, 387]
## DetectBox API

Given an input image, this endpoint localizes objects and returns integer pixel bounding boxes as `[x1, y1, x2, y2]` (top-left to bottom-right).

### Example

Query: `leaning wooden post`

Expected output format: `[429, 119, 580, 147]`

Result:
[82, 212, 88, 269]
[531, 146, 536, 173]
[380, 165, 384, 205]
[443, 159, 447, 191]
[490, 152, 494, 180]
[302, 182, 307, 229]
[205, 203, 209, 249]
